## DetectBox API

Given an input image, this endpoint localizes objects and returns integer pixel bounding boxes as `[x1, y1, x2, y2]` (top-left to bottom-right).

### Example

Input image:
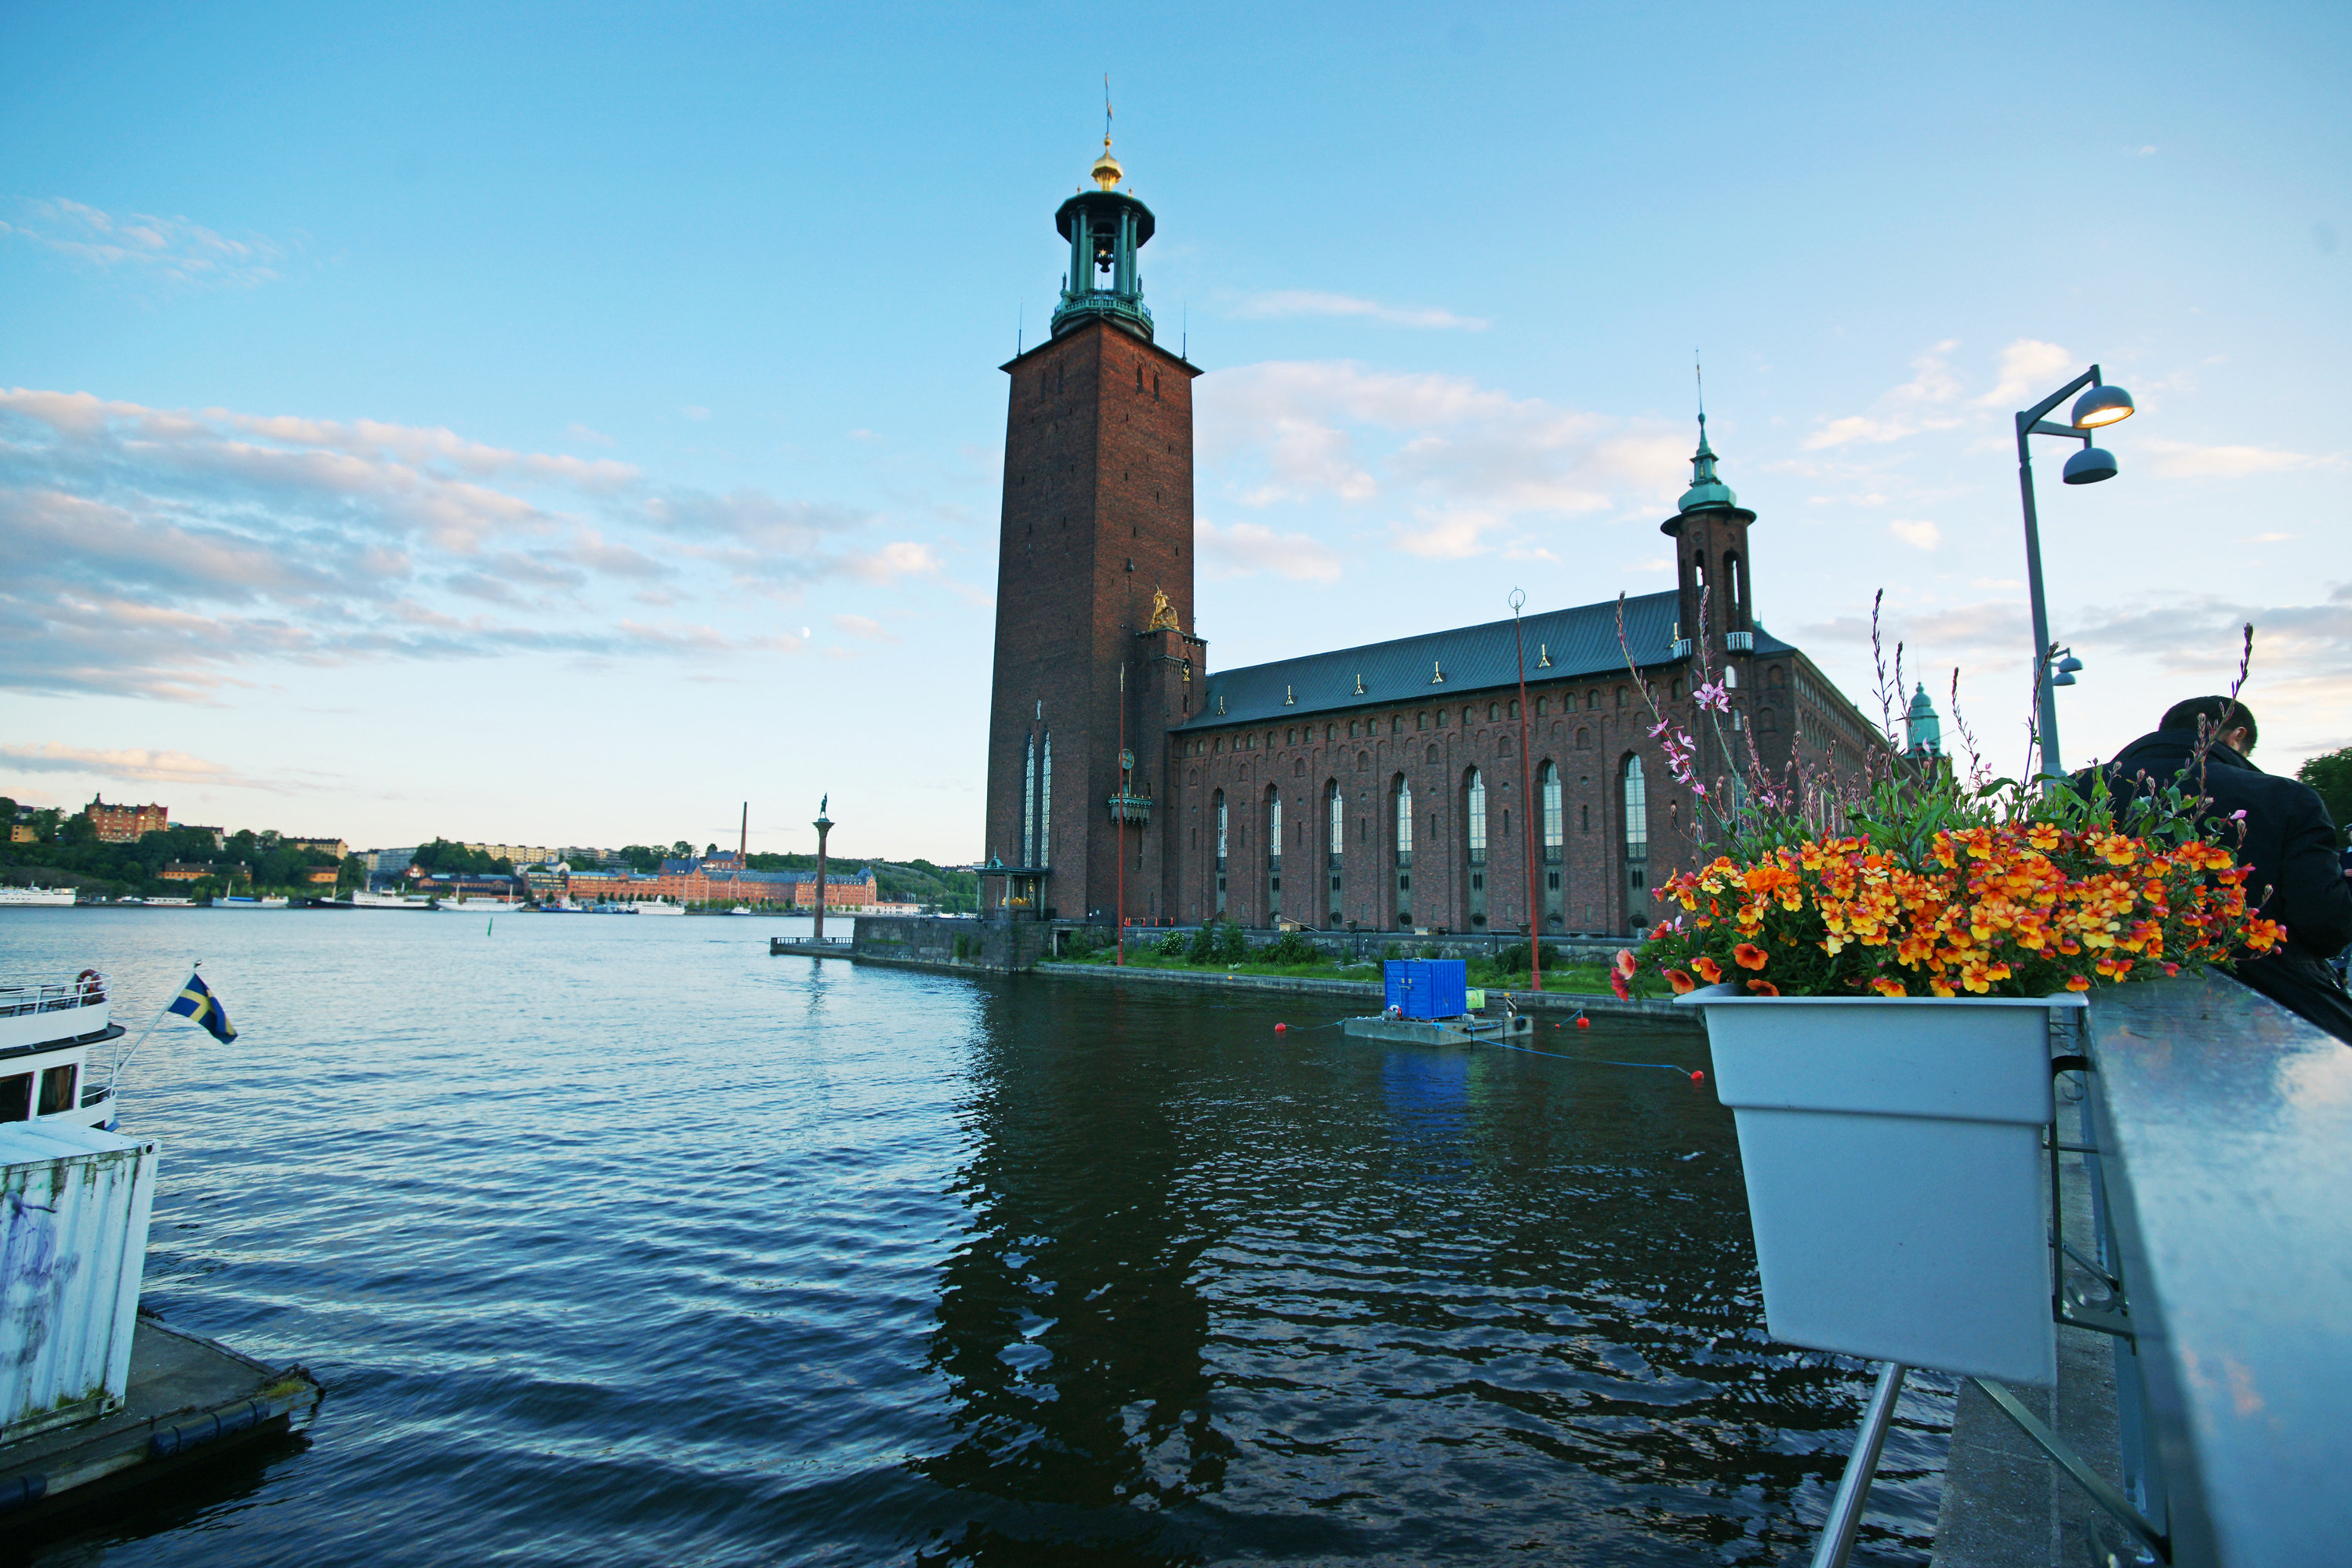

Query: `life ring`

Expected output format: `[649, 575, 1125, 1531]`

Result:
[76, 969, 106, 1004]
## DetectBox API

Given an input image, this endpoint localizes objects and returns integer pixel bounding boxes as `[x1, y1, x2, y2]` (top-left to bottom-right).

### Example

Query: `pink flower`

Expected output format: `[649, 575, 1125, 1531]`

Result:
[1693, 681, 1731, 713]
[2230, 810, 2248, 821]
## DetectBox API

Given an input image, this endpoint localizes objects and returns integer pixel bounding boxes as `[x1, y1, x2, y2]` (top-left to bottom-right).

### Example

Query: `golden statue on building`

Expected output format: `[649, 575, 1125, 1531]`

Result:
[1146, 584, 1180, 632]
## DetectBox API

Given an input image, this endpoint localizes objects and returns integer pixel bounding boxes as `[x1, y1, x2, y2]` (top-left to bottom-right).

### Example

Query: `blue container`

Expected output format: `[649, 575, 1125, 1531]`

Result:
[1384, 959, 1468, 1019]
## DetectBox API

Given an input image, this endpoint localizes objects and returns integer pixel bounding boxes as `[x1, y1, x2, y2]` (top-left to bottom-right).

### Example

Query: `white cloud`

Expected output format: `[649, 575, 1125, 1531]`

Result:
[831, 612, 898, 643]
[0, 742, 256, 788]
[1802, 342, 1969, 449]
[1890, 517, 1943, 550]
[1, 198, 289, 288]
[1229, 290, 1490, 331]
[2140, 440, 2334, 479]
[1196, 518, 1345, 583]
[1973, 339, 2077, 411]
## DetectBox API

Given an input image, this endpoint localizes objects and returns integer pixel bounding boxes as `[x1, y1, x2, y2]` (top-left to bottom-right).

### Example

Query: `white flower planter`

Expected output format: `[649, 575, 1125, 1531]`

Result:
[1677, 983, 2085, 1385]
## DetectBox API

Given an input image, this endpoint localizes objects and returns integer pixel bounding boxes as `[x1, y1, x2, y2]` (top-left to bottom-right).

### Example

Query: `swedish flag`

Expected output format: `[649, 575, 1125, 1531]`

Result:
[168, 971, 237, 1044]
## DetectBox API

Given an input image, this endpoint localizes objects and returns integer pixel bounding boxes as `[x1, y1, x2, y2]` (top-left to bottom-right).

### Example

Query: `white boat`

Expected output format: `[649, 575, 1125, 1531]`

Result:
[215, 895, 290, 909]
[727, 905, 753, 916]
[145, 896, 194, 907]
[350, 891, 434, 911]
[0, 887, 78, 906]
[636, 898, 686, 916]
[0, 970, 121, 1131]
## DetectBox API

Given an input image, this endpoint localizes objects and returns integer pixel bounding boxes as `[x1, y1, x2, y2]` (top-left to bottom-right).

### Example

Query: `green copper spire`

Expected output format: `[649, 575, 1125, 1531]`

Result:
[1676, 412, 1739, 513]
[1050, 135, 1156, 342]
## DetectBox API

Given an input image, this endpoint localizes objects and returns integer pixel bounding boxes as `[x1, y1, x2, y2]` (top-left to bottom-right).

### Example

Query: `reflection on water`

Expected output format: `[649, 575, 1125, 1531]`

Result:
[3, 913, 1950, 1566]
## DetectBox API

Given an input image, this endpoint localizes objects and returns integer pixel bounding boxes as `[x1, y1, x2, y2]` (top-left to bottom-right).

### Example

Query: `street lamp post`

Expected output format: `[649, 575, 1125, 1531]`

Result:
[2013, 368, 2136, 776]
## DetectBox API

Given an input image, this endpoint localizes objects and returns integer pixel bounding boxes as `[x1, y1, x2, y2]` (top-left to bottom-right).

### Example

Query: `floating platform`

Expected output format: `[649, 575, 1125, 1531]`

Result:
[769, 936, 855, 958]
[1, 1316, 320, 1518]
[1341, 1014, 1537, 1047]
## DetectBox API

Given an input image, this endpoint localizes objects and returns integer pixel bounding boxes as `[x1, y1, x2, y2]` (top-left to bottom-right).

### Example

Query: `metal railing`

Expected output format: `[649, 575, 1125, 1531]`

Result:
[0, 972, 109, 1017]
[1808, 978, 2350, 1566]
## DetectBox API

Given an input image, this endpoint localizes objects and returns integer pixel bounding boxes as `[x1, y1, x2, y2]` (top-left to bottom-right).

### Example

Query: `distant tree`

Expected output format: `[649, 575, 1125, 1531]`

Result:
[2298, 746, 2352, 847]
[671, 840, 692, 857]
[60, 814, 97, 847]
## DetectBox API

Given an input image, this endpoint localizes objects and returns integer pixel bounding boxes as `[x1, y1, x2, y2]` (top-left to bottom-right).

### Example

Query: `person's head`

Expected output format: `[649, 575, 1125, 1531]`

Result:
[2161, 696, 2259, 755]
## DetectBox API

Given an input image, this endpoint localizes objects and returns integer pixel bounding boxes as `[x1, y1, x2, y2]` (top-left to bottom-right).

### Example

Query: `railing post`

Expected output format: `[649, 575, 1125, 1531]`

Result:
[1808, 1361, 1907, 1568]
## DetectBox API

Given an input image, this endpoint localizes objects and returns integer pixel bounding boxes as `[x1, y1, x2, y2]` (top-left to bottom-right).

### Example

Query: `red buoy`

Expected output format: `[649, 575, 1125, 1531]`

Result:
[1691, 1070, 1705, 1082]
[1575, 1017, 1591, 1030]
[1274, 1022, 1287, 1033]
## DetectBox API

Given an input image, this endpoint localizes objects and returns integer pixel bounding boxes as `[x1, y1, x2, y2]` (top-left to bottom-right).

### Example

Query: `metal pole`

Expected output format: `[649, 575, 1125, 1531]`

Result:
[2016, 422, 2063, 777]
[1808, 1361, 1907, 1568]
[1511, 590, 1541, 992]
[1117, 663, 1126, 967]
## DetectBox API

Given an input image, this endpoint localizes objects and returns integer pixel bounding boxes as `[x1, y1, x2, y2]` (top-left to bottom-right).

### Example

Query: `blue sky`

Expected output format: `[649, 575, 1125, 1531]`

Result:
[4, 1, 2346, 861]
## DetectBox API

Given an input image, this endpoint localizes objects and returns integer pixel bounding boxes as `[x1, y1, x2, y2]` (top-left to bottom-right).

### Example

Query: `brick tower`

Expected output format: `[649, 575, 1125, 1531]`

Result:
[982, 137, 1203, 924]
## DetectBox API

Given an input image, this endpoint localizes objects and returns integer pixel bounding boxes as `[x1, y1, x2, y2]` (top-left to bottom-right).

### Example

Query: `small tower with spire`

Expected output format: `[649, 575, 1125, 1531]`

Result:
[1661, 397, 1759, 660]
[1904, 682, 1944, 757]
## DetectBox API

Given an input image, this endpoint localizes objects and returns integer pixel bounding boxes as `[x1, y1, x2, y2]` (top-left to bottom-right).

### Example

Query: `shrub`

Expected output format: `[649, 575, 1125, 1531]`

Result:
[1494, 941, 1564, 975]
[1188, 920, 1221, 964]
[1156, 929, 1189, 957]
[1262, 929, 1321, 967]
[1213, 921, 1251, 964]
[1417, 942, 1443, 960]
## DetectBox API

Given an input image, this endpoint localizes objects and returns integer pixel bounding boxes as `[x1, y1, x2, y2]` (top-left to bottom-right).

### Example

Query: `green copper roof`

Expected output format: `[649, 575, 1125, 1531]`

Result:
[1904, 681, 1944, 755]
[1676, 413, 1738, 513]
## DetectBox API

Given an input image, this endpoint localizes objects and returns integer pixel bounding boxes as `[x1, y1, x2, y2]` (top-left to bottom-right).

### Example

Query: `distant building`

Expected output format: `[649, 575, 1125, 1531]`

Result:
[283, 837, 349, 859]
[158, 862, 212, 882]
[366, 848, 417, 876]
[523, 861, 570, 901]
[9, 825, 35, 844]
[463, 842, 552, 865]
[84, 795, 168, 844]
[302, 866, 339, 885]
[568, 855, 880, 909]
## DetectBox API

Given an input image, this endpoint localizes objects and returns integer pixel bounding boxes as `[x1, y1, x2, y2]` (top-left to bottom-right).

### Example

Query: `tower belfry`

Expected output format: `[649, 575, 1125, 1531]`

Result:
[1051, 132, 1156, 341]
[982, 138, 1202, 925]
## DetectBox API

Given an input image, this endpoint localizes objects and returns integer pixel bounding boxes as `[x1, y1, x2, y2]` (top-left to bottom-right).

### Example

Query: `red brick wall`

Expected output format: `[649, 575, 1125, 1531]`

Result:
[85, 800, 168, 844]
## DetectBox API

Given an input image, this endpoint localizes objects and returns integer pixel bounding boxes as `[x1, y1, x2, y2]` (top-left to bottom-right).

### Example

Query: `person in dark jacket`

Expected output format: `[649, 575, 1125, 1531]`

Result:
[2091, 697, 2352, 1043]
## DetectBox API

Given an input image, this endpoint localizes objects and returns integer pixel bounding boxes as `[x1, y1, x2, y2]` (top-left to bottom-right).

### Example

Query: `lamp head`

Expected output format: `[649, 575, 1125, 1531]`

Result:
[2051, 670, 2078, 687]
[2055, 654, 2084, 673]
[2063, 446, 2118, 485]
[2071, 383, 2136, 429]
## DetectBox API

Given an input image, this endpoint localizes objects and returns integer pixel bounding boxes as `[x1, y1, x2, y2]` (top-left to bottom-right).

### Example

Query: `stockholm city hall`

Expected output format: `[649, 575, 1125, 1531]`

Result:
[982, 139, 1883, 937]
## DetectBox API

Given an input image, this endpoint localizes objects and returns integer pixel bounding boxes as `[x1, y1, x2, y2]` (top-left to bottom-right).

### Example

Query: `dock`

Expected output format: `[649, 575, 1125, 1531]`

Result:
[1340, 1013, 1537, 1046]
[768, 935, 855, 959]
[1, 1315, 321, 1517]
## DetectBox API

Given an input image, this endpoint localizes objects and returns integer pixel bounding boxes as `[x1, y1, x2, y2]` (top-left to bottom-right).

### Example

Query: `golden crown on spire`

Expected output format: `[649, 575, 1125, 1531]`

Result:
[1091, 136, 1123, 191]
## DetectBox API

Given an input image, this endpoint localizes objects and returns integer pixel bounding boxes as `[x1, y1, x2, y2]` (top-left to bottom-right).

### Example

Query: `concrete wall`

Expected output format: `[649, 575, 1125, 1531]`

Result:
[852, 916, 1048, 975]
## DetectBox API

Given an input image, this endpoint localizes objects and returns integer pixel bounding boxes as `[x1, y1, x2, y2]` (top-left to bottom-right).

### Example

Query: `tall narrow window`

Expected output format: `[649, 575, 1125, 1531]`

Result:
[1327, 781, 1345, 922]
[1465, 769, 1486, 866]
[1267, 793, 1283, 919]
[1038, 732, 1052, 869]
[1621, 753, 1650, 933]
[1541, 762, 1563, 862]
[1393, 776, 1414, 927]
[1022, 735, 1037, 866]
[1214, 789, 1229, 916]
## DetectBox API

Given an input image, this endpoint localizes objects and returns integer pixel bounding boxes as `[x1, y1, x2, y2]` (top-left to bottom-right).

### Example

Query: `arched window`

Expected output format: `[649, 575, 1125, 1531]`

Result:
[1508, 699, 1519, 720]
[1358, 750, 1370, 771]
[1396, 778, 1414, 857]
[1465, 768, 1486, 866]
[1425, 744, 1439, 764]
[1417, 712, 1428, 731]
[1497, 734, 1512, 756]
[1534, 696, 1546, 717]
[1576, 727, 1592, 750]
[1294, 757, 1305, 777]
[1215, 792, 1228, 866]
[1541, 762, 1563, 863]
[1435, 708, 1446, 728]
[1326, 724, 1336, 741]
[1328, 782, 1344, 862]
[1488, 702, 1499, 721]
[1724, 665, 1739, 688]
[1628, 757, 1646, 879]
[1269, 793, 1283, 860]
[1670, 678, 1683, 699]
[1616, 686, 1628, 707]
[1267, 789, 1283, 918]
[1726, 550, 1745, 621]
[1348, 720, 1359, 738]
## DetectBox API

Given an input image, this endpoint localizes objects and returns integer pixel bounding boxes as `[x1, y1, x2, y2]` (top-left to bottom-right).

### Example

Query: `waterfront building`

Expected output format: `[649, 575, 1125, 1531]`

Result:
[83, 795, 169, 844]
[565, 855, 881, 909]
[981, 142, 1885, 936]
[281, 837, 349, 859]
[463, 842, 554, 866]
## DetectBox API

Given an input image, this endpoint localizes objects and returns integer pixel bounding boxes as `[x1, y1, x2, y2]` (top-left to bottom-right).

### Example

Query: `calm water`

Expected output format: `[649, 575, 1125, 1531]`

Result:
[2, 909, 1954, 1565]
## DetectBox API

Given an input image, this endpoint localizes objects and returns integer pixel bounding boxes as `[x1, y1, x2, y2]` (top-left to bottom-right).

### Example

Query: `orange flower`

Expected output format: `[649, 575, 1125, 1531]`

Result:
[1610, 969, 1631, 1000]
[1614, 948, 1638, 978]
[1870, 977, 1907, 998]
[1664, 967, 1697, 996]
[1746, 979, 1780, 996]
[1733, 942, 1769, 971]
[2065, 974, 2092, 992]
[1693, 955, 1722, 984]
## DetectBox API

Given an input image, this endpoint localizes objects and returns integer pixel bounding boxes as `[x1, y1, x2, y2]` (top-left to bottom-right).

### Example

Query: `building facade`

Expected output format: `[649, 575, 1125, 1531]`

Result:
[979, 144, 1886, 935]
[565, 854, 880, 909]
[84, 796, 168, 844]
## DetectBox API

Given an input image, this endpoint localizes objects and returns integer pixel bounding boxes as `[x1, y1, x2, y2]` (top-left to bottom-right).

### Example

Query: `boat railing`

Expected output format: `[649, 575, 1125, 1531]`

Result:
[0, 971, 109, 1017]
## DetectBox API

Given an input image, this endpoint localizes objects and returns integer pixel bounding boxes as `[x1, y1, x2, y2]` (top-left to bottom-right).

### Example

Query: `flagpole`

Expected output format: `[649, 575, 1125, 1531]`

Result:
[112, 960, 196, 1090]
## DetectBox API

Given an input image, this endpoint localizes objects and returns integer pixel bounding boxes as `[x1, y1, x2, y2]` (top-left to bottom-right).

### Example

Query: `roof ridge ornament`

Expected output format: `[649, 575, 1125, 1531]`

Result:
[1431, 659, 1445, 684]
[1354, 672, 1366, 695]
[1284, 684, 1295, 706]
[1537, 642, 1552, 668]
